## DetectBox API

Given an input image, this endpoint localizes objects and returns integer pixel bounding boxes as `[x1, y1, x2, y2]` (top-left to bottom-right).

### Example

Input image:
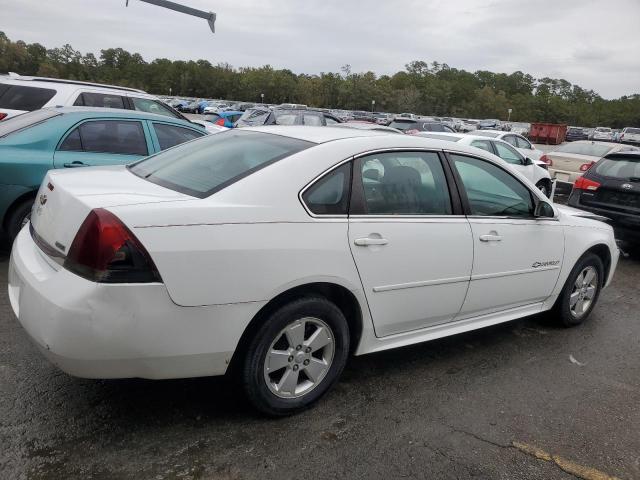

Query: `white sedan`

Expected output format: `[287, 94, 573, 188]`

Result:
[9, 127, 618, 415]
[470, 130, 544, 162]
[414, 132, 555, 198]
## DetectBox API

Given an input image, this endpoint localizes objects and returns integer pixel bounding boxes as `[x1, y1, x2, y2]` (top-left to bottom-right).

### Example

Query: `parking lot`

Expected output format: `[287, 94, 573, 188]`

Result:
[1, 231, 639, 479]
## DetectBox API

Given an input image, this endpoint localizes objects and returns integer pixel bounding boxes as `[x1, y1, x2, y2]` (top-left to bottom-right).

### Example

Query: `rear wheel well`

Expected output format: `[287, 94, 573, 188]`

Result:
[2, 190, 37, 231]
[228, 282, 363, 373]
[584, 244, 612, 282]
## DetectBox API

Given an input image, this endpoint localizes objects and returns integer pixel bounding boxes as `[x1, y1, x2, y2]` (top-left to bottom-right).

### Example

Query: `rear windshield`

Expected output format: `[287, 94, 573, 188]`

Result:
[594, 157, 640, 179]
[236, 108, 271, 126]
[472, 130, 500, 138]
[0, 109, 61, 138]
[624, 128, 640, 134]
[595, 127, 611, 132]
[555, 142, 612, 157]
[0, 83, 56, 111]
[388, 120, 415, 131]
[128, 130, 313, 198]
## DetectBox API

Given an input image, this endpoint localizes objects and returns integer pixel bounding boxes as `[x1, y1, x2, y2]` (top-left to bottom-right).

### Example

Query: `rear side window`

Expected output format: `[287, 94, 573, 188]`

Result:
[60, 120, 148, 155]
[0, 109, 61, 138]
[236, 108, 270, 126]
[0, 83, 56, 111]
[132, 97, 180, 118]
[153, 123, 204, 150]
[302, 163, 351, 215]
[73, 92, 126, 109]
[275, 112, 298, 125]
[302, 114, 323, 126]
[128, 130, 313, 198]
[470, 140, 493, 154]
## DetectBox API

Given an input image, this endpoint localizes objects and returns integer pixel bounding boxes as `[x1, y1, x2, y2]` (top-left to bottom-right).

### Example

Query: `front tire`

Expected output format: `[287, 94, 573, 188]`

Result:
[241, 297, 349, 416]
[553, 253, 604, 327]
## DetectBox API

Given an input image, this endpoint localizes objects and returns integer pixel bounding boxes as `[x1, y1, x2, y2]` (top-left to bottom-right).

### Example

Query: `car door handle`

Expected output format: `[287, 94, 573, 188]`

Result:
[354, 237, 388, 246]
[63, 161, 88, 168]
[479, 234, 503, 242]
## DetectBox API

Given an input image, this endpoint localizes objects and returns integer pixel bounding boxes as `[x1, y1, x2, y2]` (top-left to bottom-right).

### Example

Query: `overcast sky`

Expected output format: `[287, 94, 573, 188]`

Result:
[2, 0, 639, 99]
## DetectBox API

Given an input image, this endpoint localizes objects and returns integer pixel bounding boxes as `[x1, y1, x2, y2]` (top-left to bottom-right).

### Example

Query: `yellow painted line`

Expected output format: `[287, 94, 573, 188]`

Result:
[512, 442, 623, 480]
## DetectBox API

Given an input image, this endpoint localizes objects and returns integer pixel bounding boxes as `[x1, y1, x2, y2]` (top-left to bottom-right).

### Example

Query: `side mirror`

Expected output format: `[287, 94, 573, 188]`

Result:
[523, 157, 533, 166]
[534, 201, 555, 218]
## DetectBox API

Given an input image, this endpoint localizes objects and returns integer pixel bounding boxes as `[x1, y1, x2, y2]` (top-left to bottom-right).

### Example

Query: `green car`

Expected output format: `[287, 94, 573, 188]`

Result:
[0, 106, 207, 238]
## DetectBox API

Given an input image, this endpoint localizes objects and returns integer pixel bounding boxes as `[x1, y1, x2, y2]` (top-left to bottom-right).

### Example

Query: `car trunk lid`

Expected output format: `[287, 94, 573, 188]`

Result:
[30, 165, 191, 257]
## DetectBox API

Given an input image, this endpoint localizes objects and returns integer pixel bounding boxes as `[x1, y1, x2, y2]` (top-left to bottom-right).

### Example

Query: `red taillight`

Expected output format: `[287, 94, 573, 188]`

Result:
[579, 161, 595, 172]
[64, 208, 161, 283]
[574, 177, 601, 191]
[540, 154, 553, 167]
[215, 118, 225, 126]
[0, 112, 7, 121]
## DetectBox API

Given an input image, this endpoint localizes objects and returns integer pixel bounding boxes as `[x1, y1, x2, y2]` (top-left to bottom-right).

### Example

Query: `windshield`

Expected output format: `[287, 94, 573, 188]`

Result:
[128, 130, 313, 198]
[624, 128, 640, 134]
[594, 156, 640, 179]
[555, 142, 613, 157]
[595, 127, 611, 132]
[0, 109, 61, 138]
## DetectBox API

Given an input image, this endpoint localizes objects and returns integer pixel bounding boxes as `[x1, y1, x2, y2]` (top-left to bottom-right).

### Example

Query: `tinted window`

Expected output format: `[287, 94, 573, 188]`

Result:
[388, 120, 415, 131]
[128, 130, 312, 198]
[153, 123, 204, 150]
[452, 154, 533, 217]
[59, 128, 83, 151]
[359, 151, 452, 215]
[593, 157, 640, 179]
[132, 97, 179, 118]
[0, 109, 61, 138]
[74, 92, 126, 109]
[493, 141, 523, 165]
[78, 120, 148, 155]
[302, 163, 351, 215]
[0, 84, 56, 111]
[470, 140, 493, 154]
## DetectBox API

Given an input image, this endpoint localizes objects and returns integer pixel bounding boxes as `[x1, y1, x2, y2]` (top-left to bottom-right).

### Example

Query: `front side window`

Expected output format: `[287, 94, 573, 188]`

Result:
[132, 97, 179, 118]
[493, 141, 523, 165]
[452, 154, 533, 217]
[0, 83, 56, 111]
[359, 151, 452, 215]
[61, 120, 148, 155]
[128, 130, 312, 198]
[153, 123, 204, 150]
[302, 163, 351, 215]
[74, 92, 126, 109]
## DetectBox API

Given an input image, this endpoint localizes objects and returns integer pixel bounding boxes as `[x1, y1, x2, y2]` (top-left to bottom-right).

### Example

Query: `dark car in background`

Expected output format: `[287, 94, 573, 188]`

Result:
[566, 126, 589, 142]
[568, 151, 640, 245]
[387, 118, 456, 134]
[235, 107, 342, 127]
[478, 119, 502, 130]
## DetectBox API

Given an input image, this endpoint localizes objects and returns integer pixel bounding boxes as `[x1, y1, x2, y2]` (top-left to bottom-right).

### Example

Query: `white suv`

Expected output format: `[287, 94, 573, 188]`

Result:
[620, 127, 640, 145]
[0, 74, 185, 121]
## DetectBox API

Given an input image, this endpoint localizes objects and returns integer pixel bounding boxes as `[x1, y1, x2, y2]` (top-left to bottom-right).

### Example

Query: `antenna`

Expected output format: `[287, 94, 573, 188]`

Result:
[126, 0, 216, 33]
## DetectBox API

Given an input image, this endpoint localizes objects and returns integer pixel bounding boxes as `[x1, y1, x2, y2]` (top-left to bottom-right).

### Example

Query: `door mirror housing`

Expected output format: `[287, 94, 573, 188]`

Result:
[534, 200, 555, 218]
[523, 157, 533, 166]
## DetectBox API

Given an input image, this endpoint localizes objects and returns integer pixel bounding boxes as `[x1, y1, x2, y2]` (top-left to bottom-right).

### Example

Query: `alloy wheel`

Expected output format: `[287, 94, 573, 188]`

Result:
[263, 317, 335, 399]
[569, 266, 598, 318]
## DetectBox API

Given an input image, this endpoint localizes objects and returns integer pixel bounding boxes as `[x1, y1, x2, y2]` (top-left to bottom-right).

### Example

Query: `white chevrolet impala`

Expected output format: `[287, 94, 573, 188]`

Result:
[8, 127, 618, 415]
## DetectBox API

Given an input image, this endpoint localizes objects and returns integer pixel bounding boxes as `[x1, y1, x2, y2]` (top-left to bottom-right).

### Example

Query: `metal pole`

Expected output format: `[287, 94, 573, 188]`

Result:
[128, 0, 216, 33]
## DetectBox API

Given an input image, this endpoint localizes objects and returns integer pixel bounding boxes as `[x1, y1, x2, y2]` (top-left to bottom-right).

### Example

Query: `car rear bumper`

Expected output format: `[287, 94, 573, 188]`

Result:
[8, 226, 264, 379]
[567, 192, 640, 243]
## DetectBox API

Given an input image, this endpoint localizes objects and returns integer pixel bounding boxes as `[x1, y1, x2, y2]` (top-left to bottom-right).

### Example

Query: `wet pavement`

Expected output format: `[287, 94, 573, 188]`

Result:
[1, 237, 639, 480]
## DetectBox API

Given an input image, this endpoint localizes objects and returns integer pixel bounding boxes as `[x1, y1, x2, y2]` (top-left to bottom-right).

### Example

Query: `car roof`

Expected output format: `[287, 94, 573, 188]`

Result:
[42, 106, 199, 125]
[1, 74, 147, 93]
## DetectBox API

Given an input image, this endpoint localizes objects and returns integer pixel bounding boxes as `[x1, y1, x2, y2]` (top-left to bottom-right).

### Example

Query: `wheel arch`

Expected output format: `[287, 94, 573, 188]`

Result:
[584, 243, 612, 283]
[2, 189, 37, 231]
[228, 282, 364, 373]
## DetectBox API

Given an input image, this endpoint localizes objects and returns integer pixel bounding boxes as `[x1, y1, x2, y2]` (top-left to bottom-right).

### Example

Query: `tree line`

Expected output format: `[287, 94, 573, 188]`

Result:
[1, 32, 638, 128]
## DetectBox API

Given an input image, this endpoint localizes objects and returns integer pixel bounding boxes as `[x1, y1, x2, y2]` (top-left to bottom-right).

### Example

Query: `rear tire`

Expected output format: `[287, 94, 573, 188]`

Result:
[241, 296, 349, 416]
[552, 253, 604, 327]
[7, 198, 34, 240]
